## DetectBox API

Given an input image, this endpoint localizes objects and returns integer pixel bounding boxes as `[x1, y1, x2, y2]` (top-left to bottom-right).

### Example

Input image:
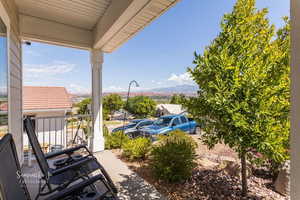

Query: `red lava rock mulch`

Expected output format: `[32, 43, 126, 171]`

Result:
[124, 162, 286, 200]
[111, 136, 288, 200]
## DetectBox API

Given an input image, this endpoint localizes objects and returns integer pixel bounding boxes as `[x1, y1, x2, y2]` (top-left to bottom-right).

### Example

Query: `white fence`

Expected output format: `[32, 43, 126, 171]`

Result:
[23, 114, 92, 165]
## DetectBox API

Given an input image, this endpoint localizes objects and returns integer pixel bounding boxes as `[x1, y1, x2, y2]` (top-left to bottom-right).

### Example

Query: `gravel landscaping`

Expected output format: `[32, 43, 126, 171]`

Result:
[112, 135, 288, 200]
[122, 162, 287, 200]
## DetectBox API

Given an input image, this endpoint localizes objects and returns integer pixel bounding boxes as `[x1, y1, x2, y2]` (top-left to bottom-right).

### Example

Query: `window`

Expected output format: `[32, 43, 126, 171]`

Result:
[144, 121, 153, 126]
[0, 17, 7, 138]
[138, 121, 153, 128]
[155, 117, 173, 126]
[172, 118, 181, 126]
[180, 116, 187, 123]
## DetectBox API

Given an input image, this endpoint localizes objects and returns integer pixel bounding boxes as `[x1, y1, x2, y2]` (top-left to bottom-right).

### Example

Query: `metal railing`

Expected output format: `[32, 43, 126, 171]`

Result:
[23, 114, 92, 165]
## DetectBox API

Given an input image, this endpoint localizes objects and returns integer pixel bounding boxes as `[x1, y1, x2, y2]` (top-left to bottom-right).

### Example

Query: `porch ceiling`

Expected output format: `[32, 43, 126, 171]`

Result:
[15, 0, 111, 30]
[14, 0, 179, 51]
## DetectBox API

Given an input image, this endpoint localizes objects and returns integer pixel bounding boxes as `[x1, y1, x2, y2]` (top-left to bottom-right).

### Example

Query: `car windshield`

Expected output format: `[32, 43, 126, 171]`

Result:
[126, 123, 137, 128]
[154, 117, 172, 126]
[137, 121, 153, 128]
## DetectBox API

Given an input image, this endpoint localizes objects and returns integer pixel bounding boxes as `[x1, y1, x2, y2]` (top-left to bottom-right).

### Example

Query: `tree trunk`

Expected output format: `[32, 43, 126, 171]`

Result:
[241, 152, 248, 196]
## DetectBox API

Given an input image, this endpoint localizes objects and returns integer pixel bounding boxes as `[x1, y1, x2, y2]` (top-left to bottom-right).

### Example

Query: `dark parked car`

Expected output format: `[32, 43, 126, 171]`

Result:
[112, 119, 154, 137]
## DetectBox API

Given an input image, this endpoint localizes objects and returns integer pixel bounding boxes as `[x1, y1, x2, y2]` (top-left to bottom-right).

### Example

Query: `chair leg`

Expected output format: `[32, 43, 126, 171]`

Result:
[98, 164, 118, 194]
[99, 176, 119, 200]
[79, 164, 118, 198]
[35, 178, 44, 200]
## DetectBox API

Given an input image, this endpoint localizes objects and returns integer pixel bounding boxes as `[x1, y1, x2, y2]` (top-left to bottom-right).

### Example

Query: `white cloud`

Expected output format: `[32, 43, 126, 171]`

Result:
[167, 72, 194, 85]
[68, 84, 90, 94]
[24, 62, 75, 78]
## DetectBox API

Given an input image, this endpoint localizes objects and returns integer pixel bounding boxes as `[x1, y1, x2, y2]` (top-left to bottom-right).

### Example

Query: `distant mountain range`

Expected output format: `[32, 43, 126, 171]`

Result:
[103, 84, 198, 97]
[147, 84, 198, 94]
[71, 84, 199, 98]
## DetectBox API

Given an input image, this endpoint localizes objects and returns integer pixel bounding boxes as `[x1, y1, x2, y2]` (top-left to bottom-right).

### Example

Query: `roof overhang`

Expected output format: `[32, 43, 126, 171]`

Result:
[23, 108, 72, 113]
[16, 0, 180, 51]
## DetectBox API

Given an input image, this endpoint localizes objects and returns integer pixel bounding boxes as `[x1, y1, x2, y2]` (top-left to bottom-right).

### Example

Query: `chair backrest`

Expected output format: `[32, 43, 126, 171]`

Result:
[24, 117, 50, 178]
[0, 134, 31, 200]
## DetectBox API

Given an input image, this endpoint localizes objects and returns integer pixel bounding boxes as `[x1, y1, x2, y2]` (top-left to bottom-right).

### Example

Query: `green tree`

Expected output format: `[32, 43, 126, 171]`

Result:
[184, 0, 290, 196]
[170, 94, 186, 104]
[76, 98, 91, 115]
[170, 94, 181, 104]
[76, 98, 109, 120]
[126, 96, 157, 118]
[103, 94, 124, 117]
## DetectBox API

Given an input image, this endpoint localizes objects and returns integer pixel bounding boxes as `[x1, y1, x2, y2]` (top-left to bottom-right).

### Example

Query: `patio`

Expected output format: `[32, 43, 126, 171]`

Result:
[0, 0, 299, 199]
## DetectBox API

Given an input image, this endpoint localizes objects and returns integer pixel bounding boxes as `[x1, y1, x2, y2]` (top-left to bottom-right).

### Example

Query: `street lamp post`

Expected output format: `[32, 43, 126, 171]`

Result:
[122, 80, 139, 140]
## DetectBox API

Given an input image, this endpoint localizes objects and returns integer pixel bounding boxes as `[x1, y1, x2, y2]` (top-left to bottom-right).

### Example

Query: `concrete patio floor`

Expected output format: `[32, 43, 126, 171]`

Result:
[22, 150, 165, 200]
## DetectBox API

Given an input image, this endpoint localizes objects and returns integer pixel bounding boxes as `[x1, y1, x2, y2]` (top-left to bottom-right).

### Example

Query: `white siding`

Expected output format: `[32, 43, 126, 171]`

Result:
[0, 0, 23, 163]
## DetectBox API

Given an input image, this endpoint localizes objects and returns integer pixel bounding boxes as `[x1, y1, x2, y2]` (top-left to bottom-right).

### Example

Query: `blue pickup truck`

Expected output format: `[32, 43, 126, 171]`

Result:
[139, 114, 200, 136]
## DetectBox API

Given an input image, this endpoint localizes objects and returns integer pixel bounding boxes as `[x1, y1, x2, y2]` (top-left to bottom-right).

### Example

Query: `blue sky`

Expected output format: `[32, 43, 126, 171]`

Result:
[22, 0, 290, 94]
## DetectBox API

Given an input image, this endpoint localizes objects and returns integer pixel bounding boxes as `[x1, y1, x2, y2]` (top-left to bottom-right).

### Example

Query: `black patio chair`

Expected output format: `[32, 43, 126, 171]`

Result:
[0, 134, 117, 200]
[24, 116, 118, 199]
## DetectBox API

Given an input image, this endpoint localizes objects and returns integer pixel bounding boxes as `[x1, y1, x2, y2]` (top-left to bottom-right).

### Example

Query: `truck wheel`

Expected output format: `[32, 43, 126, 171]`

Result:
[195, 126, 202, 136]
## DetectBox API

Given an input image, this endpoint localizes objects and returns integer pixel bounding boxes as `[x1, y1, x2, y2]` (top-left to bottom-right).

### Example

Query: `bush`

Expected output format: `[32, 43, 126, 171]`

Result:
[122, 137, 152, 160]
[105, 130, 129, 149]
[150, 130, 197, 183]
[103, 125, 109, 137]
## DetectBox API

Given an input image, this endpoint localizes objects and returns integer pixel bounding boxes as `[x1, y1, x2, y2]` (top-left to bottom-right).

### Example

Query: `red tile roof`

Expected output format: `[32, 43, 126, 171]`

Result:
[0, 102, 8, 111]
[23, 86, 72, 110]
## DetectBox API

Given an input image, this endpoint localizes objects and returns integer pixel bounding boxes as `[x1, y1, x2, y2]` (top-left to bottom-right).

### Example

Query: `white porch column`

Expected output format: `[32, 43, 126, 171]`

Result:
[90, 49, 104, 152]
[291, 0, 300, 199]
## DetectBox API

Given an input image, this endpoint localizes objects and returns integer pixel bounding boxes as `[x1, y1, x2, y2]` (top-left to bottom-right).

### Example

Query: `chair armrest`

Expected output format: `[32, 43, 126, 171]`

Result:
[51, 157, 94, 176]
[45, 144, 88, 159]
[45, 175, 103, 200]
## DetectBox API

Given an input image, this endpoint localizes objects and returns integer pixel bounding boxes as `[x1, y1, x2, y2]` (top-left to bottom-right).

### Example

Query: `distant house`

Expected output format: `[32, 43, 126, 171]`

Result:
[0, 102, 8, 137]
[69, 93, 88, 105]
[23, 86, 72, 116]
[68, 94, 91, 115]
[23, 86, 73, 152]
[156, 104, 185, 116]
[0, 102, 8, 111]
[111, 109, 133, 120]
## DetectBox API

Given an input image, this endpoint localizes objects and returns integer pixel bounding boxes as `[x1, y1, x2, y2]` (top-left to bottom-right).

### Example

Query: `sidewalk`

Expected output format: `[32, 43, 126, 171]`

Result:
[95, 150, 166, 200]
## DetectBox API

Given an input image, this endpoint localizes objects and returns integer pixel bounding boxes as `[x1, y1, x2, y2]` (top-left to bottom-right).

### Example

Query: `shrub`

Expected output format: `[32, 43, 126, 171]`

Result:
[105, 130, 129, 149]
[122, 137, 152, 160]
[150, 130, 197, 183]
[103, 125, 109, 137]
